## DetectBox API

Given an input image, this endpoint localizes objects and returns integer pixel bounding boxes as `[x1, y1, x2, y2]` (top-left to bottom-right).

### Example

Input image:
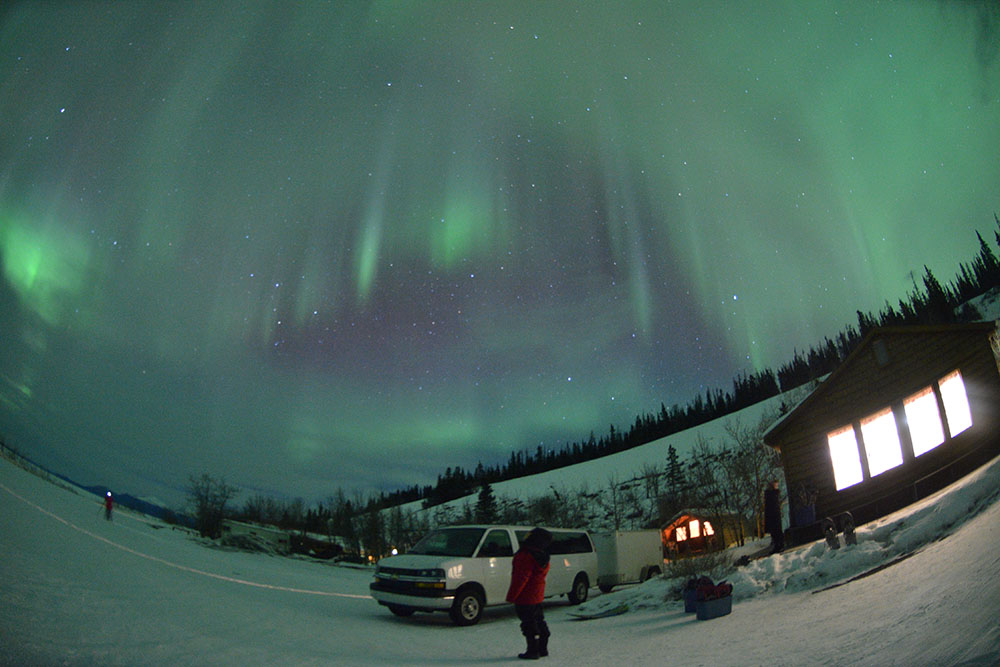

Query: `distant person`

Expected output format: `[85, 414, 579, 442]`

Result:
[104, 491, 113, 521]
[764, 480, 783, 553]
[506, 527, 552, 660]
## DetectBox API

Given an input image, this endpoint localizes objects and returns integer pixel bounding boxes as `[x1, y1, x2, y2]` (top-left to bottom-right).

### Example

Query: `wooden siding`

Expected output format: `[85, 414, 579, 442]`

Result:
[765, 323, 1000, 529]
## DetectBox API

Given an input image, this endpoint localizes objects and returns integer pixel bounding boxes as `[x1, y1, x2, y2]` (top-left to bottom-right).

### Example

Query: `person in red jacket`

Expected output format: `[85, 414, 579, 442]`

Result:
[506, 527, 552, 660]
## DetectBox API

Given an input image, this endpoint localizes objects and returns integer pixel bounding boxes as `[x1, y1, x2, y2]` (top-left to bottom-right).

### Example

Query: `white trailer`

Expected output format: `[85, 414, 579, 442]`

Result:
[592, 530, 664, 593]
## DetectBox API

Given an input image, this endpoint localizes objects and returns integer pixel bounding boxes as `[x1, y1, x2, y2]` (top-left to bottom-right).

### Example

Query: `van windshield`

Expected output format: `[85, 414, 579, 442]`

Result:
[409, 528, 486, 557]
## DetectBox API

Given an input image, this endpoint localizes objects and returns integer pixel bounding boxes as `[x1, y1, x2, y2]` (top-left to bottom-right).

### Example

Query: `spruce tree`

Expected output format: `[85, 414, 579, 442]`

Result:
[976, 230, 1000, 289]
[475, 483, 498, 524]
[665, 445, 684, 499]
[921, 265, 953, 323]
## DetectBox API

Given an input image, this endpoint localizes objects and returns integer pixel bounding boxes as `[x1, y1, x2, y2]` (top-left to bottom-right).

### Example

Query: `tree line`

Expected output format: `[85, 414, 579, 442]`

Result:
[371, 215, 1000, 512]
[185, 407, 787, 561]
[185, 214, 1000, 551]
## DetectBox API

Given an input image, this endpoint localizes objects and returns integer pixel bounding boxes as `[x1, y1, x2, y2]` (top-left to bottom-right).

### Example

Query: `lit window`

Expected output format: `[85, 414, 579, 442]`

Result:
[861, 407, 903, 477]
[904, 386, 945, 456]
[828, 425, 864, 490]
[689, 520, 701, 539]
[676, 526, 687, 542]
[703, 521, 714, 536]
[940, 370, 972, 436]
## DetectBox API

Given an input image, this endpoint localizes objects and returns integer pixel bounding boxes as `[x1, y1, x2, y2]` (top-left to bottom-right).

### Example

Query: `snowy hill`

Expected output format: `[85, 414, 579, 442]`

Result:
[2, 447, 999, 664]
[397, 290, 1000, 528]
[395, 386, 809, 529]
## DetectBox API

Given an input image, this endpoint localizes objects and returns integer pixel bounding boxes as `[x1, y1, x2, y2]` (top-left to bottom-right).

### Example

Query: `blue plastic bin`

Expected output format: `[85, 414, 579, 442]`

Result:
[695, 595, 732, 620]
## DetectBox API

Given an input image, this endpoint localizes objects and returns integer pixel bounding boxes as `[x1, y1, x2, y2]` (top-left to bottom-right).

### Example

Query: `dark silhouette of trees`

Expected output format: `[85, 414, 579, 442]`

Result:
[187, 473, 238, 539]
[474, 483, 498, 524]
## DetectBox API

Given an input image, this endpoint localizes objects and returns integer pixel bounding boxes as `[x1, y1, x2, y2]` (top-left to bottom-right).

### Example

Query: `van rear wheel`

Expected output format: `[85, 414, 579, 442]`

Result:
[568, 573, 589, 604]
[449, 587, 484, 626]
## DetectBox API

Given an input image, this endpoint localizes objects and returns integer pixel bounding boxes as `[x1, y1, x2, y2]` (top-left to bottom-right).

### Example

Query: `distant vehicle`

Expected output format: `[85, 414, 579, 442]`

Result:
[370, 525, 598, 626]
[592, 530, 664, 593]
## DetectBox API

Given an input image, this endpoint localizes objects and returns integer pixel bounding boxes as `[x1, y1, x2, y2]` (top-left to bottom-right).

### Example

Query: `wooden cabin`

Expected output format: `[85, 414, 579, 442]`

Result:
[661, 509, 750, 557]
[764, 322, 1000, 541]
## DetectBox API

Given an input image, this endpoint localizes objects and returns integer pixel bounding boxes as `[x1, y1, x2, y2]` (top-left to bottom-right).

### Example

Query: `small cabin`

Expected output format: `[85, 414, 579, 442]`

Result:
[764, 322, 1000, 541]
[660, 510, 749, 557]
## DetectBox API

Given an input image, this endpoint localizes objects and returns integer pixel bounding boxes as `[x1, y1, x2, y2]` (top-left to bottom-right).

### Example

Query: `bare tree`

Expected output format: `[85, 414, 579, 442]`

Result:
[640, 463, 662, 502]
[187, 473, 238, 539]
[552, 484, 589, 528]
[526, 494, 561, 526]
[498, 495, 527, 525]
[386, 506, 409, 552]
[241, 494, 268, 523]
[359, 509, 386, 561]
[598, 474, 627, 530]
[687, 436, 733, 535]
[721, 413, 783, 539]
[639, 463, 663, 526]
[432, 503, 459, 527]
[325, 489, 359, 556]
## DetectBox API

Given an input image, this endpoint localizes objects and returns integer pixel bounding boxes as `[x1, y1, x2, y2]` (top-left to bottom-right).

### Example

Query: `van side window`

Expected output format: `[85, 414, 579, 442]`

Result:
[550, 532, 593, 554]
[477, 529, 513, 558]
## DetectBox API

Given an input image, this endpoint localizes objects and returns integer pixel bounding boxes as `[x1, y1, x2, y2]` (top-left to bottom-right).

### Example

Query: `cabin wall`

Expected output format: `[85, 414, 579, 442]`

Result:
[775, 328, 1000, 528]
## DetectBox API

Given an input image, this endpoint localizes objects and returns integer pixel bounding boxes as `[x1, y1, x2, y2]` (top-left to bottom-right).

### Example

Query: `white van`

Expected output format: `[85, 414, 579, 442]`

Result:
[370, 525, 597, 625]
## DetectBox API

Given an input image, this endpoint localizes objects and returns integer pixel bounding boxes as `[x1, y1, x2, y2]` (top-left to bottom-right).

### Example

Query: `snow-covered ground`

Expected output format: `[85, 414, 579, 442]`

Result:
[3, 451, 999, 666]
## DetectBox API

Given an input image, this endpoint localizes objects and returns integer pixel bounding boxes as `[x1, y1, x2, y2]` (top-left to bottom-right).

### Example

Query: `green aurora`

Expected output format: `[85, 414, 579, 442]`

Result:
[1, 1, 998, 504]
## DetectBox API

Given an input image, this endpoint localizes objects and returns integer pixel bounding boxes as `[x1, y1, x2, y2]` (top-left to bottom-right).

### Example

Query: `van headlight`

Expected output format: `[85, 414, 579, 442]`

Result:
[413, 568, 446, 589]
[418, 568, 445, 579]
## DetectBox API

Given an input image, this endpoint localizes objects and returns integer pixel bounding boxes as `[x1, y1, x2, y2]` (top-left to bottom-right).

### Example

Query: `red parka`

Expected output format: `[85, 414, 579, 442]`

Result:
[505, 548, 550, 605]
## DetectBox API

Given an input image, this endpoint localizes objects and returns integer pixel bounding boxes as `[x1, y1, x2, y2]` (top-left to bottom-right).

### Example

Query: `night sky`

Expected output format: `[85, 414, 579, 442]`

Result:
[2, 1, 998, 507]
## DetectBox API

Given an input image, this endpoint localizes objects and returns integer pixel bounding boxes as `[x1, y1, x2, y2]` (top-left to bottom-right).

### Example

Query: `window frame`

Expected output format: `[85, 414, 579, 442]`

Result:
[859, 406, 904, 478]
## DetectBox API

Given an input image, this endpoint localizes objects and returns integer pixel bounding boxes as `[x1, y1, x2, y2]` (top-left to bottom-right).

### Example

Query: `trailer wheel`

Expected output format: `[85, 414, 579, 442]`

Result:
[599, 583, 614, 594]
[449, 586, 484, 626]
[568, 573, 590, 604]
[643, 567, 661, 582]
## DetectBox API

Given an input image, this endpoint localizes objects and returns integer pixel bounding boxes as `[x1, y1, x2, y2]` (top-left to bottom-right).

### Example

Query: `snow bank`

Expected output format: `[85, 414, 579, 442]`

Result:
[579, 451, 1000, 612]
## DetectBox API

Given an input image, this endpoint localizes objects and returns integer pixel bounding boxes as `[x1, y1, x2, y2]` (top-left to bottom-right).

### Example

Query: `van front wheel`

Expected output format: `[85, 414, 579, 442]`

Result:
[449, 587, 484, 626]
[568, 573, 589, 605]
[388, 604, 414, 617]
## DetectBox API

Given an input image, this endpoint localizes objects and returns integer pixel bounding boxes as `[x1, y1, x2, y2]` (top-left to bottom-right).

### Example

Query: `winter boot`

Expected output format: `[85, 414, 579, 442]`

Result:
[518, 636, 540, 660]
[537, 623, 550, 657]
